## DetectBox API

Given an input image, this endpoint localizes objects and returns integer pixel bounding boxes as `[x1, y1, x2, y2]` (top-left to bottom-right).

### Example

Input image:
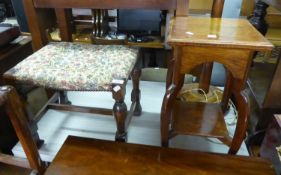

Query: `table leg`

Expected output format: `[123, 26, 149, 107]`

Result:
[229, 85, 250, 154]
[161, 74, 184, 147]
[112, 82, 128, 142]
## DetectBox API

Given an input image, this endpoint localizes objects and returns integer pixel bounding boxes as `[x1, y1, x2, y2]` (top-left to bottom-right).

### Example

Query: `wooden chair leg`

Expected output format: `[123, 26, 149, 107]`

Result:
[3, 79, 45, 148]
[58, 91, 71, 104]
[131, 68, 142, 116]
[112, 81, 128, 142]
[0, 86, 46, 174]
[228, 89, 250, 154]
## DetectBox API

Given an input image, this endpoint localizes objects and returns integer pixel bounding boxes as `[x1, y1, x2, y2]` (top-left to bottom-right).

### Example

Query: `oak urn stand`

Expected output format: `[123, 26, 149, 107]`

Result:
[161, 16, 274, 154]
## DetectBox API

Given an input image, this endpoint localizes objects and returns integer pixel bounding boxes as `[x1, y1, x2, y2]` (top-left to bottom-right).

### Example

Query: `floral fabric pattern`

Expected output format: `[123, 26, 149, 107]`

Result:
[5, 42, 139, 91]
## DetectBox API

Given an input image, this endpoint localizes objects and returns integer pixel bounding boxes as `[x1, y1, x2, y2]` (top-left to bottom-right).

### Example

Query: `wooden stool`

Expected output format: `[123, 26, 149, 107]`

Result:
[161, 16, 274, 154]
[45, 136, 275, 175]
[2, 0, 191, 174]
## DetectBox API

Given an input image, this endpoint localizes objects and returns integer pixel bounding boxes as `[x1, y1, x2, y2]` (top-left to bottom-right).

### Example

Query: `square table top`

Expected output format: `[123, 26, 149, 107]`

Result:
[167, 17, 274, 51]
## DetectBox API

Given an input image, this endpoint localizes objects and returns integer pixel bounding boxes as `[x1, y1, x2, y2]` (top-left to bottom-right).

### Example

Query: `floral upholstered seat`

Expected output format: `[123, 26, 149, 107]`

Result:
[5, 42, 139, 91]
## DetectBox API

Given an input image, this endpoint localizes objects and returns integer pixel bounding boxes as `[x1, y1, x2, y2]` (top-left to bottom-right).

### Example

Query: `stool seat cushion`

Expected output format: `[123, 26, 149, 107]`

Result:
[5, 42, 139, 91]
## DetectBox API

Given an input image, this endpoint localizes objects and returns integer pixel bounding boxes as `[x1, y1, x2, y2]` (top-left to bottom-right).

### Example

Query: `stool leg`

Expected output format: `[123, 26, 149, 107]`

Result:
[228, 89, 250, 154]
[1, 86, 46, 174]
[112, 82, 128, 142]
[58, 91, 71, 104]
[13, 85, 44, 148]
[131, 68, 142, 116]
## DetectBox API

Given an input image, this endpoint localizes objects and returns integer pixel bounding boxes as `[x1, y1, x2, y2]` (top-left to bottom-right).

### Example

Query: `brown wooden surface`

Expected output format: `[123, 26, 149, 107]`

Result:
[0, 27, 20, 47]
[22, 0, 56, 51]
[198, 0, 225, 93]
[263, 0, 281, 11]
[264, 55, 281, 108]
[45, 136, 275, 175]
[0, 163, 31, 175]
[48, 103, 113, 116]
[33, 0, 177, 9]
[167, 17, 273, 51]
[55, 9, 73, 42]
[180, 47, 251, 80]
[0, 86, 46, 174]
[0, 153, 30, 169]
[176, 0, 189, 16]
[199, 0, 224, 93]
[211, 0, 225, 17]
[162, 16, 271, 154]
[172, 101, 228, 138]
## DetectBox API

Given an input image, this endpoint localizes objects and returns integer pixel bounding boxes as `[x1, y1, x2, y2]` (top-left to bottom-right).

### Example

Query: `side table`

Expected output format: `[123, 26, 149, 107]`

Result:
[161, 17, 273, 154]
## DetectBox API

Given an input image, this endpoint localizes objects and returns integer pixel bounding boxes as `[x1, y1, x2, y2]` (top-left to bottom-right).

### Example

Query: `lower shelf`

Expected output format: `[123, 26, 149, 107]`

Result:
[172, 101, 229, 139]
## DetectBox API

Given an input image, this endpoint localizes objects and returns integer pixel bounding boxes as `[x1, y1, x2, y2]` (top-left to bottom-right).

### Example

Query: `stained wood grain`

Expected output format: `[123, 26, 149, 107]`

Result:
[172, 101, 228, 138]
[167, 17, 274, 51]
[45, 136, 275, 175]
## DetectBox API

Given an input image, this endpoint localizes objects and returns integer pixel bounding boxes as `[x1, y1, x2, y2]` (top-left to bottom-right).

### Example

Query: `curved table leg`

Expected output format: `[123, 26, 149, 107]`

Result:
[161, 74, 184, 147]
[229, 89, 250, 154]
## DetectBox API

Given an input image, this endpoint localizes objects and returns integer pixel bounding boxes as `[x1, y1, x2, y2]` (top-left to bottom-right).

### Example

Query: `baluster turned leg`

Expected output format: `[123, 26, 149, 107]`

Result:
[112, 81, 128, 142]
[131, 68, 142, 116]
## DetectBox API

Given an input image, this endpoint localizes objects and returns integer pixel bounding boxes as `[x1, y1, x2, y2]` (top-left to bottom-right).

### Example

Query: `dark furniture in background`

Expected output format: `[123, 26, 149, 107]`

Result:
[247, 0, 281, 154]
[260, 115, 281, 174]
[0, 0, 14, 19]
[0, 26, 20, 47]
[11, 0, 29, 32]
[0, 35, 32, 154]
